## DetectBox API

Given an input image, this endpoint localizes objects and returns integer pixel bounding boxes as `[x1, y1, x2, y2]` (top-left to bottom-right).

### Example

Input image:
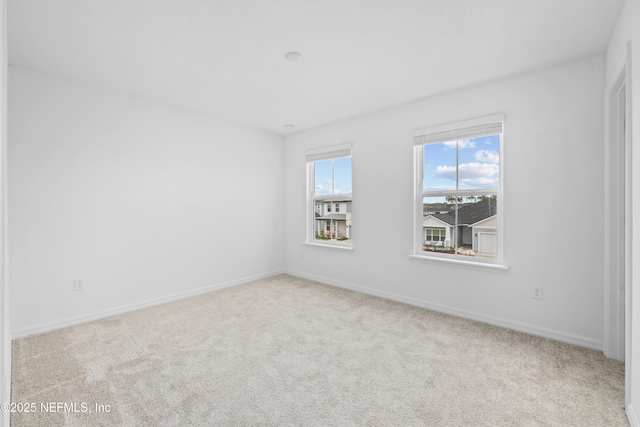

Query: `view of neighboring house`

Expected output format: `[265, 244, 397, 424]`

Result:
[422, 198, 497, 256]
[315, 199, 352, 240]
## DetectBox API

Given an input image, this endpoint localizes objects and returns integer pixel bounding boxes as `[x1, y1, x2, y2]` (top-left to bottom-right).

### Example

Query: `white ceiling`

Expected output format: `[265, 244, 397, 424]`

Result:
[8, 0, 624, 135]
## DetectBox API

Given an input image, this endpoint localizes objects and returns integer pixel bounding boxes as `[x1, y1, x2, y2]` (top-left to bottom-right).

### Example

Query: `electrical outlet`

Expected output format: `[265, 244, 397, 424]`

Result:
[532, 286, 543, 299]
[74, 277, 85, 291]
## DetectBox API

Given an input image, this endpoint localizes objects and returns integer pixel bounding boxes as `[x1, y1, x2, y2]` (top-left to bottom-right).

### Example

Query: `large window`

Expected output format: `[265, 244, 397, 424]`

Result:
[414, 115, 503, 262]
[307, 144, 352, 246]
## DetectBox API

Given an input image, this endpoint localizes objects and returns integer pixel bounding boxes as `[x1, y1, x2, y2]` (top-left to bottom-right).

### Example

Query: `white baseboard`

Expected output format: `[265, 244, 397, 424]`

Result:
[628, 404, 639, 427]
[285, 270, 603, 351]
[12, 268, 605, 351]
[11, 270, 284, 339]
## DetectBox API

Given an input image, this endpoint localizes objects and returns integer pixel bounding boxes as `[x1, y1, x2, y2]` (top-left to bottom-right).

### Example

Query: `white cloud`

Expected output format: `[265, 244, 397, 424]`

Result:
[315, 182, 352, 196]
[443, 139, 476, 149]
[434, 162, 499, 184]
[315, 184, 331, 195]
[462, 177, 499, 187]
[321, 178, 352, 195]
[459, 162, 499, 179]
[423, 184, 456, 191]
[434, 165, 456, 179]
[475, 150, 499, 164]
[459, 139, 476, 149]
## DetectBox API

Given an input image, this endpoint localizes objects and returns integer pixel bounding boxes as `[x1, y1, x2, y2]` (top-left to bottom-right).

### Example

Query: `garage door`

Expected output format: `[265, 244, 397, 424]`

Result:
[478, 232, 497, 254]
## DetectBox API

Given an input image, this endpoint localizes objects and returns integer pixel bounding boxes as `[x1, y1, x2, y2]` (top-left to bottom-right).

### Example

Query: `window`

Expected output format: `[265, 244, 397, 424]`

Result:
[414, 115, 503, 263]
[425, 227, 446, 242]
[307, 144, 353, 246]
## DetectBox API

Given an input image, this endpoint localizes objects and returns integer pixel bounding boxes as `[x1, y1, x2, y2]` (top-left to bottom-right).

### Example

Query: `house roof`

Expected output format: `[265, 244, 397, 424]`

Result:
[422, 215, 452, 228]
[423, 203, 451, 215]
[429, 198, 497, 227]
[316, 198, 352, 203]
[317, 214, 348, 221]
[469, 215, 498, 228]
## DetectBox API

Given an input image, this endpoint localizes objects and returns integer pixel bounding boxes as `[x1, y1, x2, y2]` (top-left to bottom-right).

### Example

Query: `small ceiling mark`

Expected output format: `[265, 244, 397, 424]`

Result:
[284, 51, 302, 62]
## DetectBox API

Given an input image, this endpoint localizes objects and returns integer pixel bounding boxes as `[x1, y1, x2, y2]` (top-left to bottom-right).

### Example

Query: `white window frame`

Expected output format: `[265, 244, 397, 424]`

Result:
[305, 143, 353, 250]
[425, 227, 446, 242]
[411, 114, 508, 272]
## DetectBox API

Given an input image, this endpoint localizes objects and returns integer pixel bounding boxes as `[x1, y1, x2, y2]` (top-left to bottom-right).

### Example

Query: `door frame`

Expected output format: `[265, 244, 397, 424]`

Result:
[604, 43, 632, 416]
[604, 42, 632, 365]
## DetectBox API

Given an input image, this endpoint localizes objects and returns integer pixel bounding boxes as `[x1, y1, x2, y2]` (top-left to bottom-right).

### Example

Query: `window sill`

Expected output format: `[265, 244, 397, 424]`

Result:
[303, 242, 354, 251]
[409, 254, 509, 273]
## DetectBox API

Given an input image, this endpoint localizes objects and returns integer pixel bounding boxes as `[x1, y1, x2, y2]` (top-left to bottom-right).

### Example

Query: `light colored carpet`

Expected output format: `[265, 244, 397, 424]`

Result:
[11, 274, 627, 426]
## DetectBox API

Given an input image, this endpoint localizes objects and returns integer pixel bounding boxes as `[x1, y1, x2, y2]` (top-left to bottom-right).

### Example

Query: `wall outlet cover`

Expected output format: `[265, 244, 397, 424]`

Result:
[74, 277, 85, 291]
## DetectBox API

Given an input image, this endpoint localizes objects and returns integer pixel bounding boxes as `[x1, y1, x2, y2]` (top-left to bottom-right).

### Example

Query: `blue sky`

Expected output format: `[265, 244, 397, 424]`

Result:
[314, 157, 352, 196]
[423, 135, 500, 191]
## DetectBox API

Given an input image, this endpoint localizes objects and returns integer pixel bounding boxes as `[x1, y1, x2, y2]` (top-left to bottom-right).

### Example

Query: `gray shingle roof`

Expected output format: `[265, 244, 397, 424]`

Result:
[316, 214, 348, 221]
[430, 198, 497, 226]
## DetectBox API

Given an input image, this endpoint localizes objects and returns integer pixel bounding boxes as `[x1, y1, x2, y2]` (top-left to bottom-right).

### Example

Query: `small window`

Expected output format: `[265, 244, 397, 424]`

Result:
[414, 115, 503, 262]
[307, 144, 353, 246]
[425, 227, 446, 242]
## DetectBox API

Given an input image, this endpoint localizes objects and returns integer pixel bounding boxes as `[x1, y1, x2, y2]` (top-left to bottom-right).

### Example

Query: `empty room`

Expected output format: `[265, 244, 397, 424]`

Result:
[1, 0, 640, 426]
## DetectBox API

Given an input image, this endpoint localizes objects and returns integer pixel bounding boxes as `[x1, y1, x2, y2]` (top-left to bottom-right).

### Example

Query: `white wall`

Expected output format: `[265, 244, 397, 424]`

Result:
[8, 67, 284, 336]
[1, 1, 9, 426]
[284, 56, 606, 349]
[606, 0, 640, 424]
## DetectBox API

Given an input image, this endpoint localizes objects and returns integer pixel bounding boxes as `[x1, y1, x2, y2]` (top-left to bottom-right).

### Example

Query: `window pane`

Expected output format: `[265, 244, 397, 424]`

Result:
[457, 135, 500, 190]
[423, 142, 456, 191]
[459, 195, 497, 259]
[313, 202, 332, 241]
[423, 135, 500, 192]
[313, 207, 351, 243]
[422, 194, 498, 259]
[333, 157, 352, 196]
[311, 157, 352, 245]
[314, 159, 333, 196]
[422, 196, 455, 253]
